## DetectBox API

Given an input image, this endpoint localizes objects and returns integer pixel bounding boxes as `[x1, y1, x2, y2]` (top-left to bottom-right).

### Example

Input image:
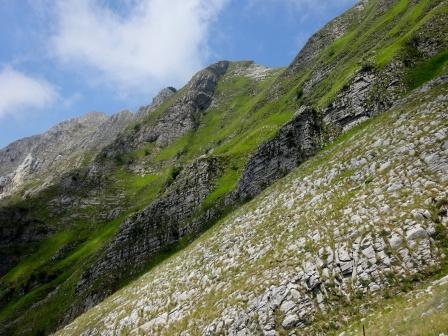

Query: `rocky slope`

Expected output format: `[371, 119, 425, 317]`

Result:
[58, 76, 448, 335]
[0, 0, 448, 335]
[0, 111, 133, 199]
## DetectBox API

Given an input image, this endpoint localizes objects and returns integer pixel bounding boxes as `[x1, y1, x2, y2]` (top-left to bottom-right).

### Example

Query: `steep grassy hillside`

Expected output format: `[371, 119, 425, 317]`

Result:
[1, 0, 447, 335]
[339, 274, 448, 336]
[117, 61, 288, 204]
[58, 76, 448, 335]
[283, 0, 448, 108]
[0, 62, 285, 335]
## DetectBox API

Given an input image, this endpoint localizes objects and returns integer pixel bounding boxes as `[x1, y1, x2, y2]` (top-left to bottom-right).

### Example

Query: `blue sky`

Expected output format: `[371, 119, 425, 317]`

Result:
[0, 0, 356, 148]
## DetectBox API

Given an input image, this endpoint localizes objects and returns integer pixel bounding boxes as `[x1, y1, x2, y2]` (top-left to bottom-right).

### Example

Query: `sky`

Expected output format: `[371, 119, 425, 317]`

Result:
[0, 0, 357, 148]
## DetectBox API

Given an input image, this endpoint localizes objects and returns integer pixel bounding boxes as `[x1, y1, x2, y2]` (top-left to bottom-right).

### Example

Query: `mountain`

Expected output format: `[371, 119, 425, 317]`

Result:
[1, 0, 448, 335]
[58, 75, 448, 335]
[0, 87, 184, 201]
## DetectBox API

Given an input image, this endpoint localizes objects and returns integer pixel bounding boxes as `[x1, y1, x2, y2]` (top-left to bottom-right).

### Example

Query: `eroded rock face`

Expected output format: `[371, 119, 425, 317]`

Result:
[204, 218, 439, 335]
[236, 106, 322, 201]
[151, 87, 177, 108]
[322, 63, 406, 135]
[0, 207, 50, 276]
[135, 87, 177, 119]
[0, 111, 134, 199]
[69, 104, 322, 320]
[60, 62, 231, 321]
[154, 61, 229, 147]
[106, 61, 230, 157]
[66, 157, 223, 321]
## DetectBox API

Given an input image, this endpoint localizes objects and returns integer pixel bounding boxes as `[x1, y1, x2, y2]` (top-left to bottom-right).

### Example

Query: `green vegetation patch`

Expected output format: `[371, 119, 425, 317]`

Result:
[337, 279, 448, 336]
[407, 50, 448, 90]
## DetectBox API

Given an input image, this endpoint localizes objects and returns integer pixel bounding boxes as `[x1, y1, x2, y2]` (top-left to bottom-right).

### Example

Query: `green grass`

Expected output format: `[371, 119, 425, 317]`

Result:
[2, 231, 72, 284]
[154, 69, 284, 164]
[113, 168, 171, 208]
[376, 1, 445, 66]
[0, 268, 84, 336]
[55, 217, 123, 270]
[0, 161, 172, 335]
[309, 0, 411, 106]
[146, 66, 291, 208]
[0, 209, 131, 335]
[407, 50, 448, 89]
[202, 166, 241, 208]
[2, 1, 448, 333]
[153, 132, 192, 162]
[292, 0, 447, 107]
[337, 278, 448, 336]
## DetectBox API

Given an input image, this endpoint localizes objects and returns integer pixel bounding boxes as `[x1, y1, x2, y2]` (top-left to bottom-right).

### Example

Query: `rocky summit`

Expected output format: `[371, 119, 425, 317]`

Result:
[1, 0, 448, 335]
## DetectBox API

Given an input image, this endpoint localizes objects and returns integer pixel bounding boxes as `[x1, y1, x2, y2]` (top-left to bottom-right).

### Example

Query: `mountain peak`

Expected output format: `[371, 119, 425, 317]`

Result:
[151, 86, 177, 108]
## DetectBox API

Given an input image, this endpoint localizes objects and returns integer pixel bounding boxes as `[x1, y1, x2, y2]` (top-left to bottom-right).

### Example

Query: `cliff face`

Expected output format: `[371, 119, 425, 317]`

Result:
[67, 157, 223, 322]
[234, 106, 322, 201]
[1, 0, 448, 335]
[0, 207, 50, 276]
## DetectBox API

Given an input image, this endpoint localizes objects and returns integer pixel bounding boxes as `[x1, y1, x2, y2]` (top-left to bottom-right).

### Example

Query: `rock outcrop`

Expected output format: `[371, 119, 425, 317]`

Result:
[135, 86, 177, 119]
[105, 61, 229, 156]
[68, 157, 223, 319]
[285, 0, 367, 76]
[235, 106, 322, 201]
[0, 207, 50, 276]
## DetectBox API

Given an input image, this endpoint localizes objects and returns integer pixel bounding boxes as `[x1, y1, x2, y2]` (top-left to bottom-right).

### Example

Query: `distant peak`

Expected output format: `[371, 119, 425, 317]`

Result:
[227, 61, 274, 80]
[47, 112, 108, 132]
[79, 111, 108, 121]
[151, 86, 177, 108]
[197, 61, 230, 78]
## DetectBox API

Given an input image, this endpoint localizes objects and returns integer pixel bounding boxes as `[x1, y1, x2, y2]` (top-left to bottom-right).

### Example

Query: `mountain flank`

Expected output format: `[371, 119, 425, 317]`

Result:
[0, 0, 447, 335]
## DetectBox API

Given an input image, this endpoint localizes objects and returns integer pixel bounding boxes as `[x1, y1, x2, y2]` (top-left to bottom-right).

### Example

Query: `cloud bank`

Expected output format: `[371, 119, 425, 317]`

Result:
[50, 0, 228, 93]
[0, 66, 58, 118]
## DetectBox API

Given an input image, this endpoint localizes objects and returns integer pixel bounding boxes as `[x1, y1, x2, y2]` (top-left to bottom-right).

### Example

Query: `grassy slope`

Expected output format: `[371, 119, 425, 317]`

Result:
[0, 63, 286, 335]
[58, 75, 448, 336]
[151, 63, 293, 206]
[2, 0, 448, 334]
[337, 274, 448, 336]
[285, 0, 448, 108]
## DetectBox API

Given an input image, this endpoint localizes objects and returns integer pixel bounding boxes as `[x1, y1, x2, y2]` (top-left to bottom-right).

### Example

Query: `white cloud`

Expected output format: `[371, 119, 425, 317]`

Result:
[50, 0, 228, 93]
[0, 66, 58, 118]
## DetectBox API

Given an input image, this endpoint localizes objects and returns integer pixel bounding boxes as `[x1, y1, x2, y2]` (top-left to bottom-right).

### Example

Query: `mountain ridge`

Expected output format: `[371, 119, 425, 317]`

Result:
[58, 75, 448, 335]
[0, 0, 447, 334]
